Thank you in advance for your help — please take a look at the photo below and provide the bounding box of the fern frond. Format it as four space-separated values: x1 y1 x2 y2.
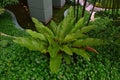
32 17 54 37
72 38 104 47
26 29 46 41
72 48 90 61
49 20 57 35
60 45 73 55
50 54 62 73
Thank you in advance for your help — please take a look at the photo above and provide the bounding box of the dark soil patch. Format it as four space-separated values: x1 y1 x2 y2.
6 0 70 30
6 0 35 30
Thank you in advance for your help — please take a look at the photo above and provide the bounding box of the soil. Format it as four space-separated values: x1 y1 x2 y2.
6 0 35 30
6 0 70 30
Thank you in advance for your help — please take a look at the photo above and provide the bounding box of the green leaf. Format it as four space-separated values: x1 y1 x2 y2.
74 33 88 39
13 37 34 50
59 19 75 40
49 20 57 35
48 42 60 57
72 48 90 61
63 54 71 64
13 37 46 52
63 33 88 43
31 39 46 52
50 54 62 73
58 7 75 41
72 38 104 47
0 8 5 15
80 25 97 33
56 21 63 40
63 34 77 43
32 17 54 37
26 29 46 41
60 45 73 55
115 39 120 44
70 17 85 33
0 40 9 47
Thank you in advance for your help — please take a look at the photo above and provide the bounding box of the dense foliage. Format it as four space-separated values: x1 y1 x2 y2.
88 0 120 19
94 0 120 8
0 0 18 7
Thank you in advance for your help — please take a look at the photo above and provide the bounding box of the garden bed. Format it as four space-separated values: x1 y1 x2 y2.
0 8 120 79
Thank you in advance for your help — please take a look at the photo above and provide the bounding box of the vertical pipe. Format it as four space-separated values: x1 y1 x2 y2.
73 0 76 25
86 0 96 25
73 0 76 17
82 0 87 17
76 0 79 22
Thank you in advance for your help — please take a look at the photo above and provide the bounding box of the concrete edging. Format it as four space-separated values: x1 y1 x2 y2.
5 9 24 30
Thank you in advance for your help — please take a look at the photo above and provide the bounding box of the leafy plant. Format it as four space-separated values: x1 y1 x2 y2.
3 6 104 73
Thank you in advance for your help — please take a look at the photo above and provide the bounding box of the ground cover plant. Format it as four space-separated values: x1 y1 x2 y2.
0 6 120 80
0 0 18 7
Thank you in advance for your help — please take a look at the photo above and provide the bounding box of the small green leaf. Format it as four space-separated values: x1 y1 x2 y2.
63 34 76 43
48 43 60 57
14 37 46 52
63 54 71 64
60 45 73 55
0 8 5 15
13 37 33 50
49 20 57 35
26 29 46 41
31 39 46 52
63 33 88 43
115 39 120 44
72 48 90 61
32 17 54 37
0 40 9 47
71 17 85 33
80 25 97 33
50 54 62 73
72 38 104 47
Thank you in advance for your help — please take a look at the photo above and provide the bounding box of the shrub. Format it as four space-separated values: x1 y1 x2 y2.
8 6 105 73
